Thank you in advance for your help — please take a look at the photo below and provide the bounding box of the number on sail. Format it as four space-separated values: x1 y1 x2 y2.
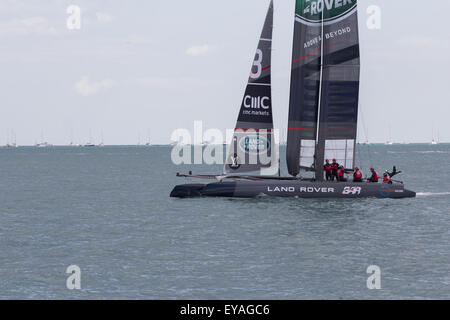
250 49 263 79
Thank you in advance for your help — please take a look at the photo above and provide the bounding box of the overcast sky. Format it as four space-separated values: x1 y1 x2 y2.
0 0 449 145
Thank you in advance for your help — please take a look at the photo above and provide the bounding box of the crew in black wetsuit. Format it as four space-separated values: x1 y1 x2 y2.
324 159 333 181
331 159 340 181
353 167 363 182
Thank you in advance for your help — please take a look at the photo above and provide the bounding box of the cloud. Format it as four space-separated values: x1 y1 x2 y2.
0 16 59 37
96 12 114 23
186 44 216 57
74 77 115 96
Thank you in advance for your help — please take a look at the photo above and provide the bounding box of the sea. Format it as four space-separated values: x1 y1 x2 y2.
0 144 449 299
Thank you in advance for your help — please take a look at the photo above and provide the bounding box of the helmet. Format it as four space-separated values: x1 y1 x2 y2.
370 166 374 170
325 159 329 162
332 158 336 161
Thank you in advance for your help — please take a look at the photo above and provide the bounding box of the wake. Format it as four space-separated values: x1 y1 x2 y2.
416 192 450 197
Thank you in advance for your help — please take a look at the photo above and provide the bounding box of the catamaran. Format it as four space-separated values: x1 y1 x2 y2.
170 0 415 199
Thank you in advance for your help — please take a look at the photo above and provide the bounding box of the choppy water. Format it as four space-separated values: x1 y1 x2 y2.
0 144 449 299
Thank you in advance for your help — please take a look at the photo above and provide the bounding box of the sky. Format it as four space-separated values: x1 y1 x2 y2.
0 0 449 145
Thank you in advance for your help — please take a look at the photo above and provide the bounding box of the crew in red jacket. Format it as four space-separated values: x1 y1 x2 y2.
337 165 347 182
383 172 391 184
367 167 379 183
323 159 333 181
353 167 363 182
331 158 340 181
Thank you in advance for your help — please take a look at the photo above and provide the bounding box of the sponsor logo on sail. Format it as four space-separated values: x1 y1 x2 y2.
244 96 270 110
239 135 270 155
296 0 357 24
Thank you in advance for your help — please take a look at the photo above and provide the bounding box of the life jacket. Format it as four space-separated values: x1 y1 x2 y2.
332 163 339 172
324 163 332 172
371 170 379 182
383 175 391 183
354 170 362 179
337 168 345 179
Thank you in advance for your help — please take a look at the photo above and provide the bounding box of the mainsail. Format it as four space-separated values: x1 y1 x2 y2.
287 0 360 180
224 0 278 175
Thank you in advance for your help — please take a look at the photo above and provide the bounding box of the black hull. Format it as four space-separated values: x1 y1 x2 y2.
170 180 416 199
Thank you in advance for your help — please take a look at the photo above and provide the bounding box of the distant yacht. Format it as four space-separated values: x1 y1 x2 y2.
36 142 52 147
6 130 18 147
431 127 439 145
145 130 151 146
385 124 394 145
36 131 52 147
85 130 96 147
98 132 104 147
69 130 82 147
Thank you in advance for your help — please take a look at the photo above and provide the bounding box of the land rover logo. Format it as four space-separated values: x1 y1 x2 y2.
239 135 270 154
296 0 357 23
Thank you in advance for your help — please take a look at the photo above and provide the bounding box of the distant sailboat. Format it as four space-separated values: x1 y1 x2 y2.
84 130 96 147
36 142 52 147
6 130 18 147
69 130 80 146
98 132 105 147
385 125 393 145
431 126 439 145
145 130 151 146
36 131 52 147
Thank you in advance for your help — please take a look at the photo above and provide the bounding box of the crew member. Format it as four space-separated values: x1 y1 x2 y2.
367 167 379 183
337 165 347 182
383 172 392 184
353 167 363 182
331 158 340 181
324 159 333 181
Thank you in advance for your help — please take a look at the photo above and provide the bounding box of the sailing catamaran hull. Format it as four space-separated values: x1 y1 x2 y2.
170 181 416 199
